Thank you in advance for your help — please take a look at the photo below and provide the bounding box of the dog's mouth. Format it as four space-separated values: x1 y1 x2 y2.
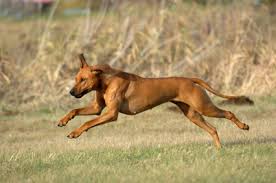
74 89 90 98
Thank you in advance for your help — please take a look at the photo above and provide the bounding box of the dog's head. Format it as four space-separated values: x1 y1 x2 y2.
69 54 103 98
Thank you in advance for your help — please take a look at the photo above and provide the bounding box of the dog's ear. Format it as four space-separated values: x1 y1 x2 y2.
91 65 108 75
79 53 88 68
91 69 103 75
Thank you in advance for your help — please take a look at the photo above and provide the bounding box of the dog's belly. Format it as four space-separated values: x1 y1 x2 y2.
119 98 169 115
119 78 179 115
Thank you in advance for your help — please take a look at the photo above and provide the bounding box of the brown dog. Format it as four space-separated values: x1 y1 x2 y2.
58 54 249 148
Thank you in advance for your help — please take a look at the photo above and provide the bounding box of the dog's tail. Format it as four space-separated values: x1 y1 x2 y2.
190 78 240 99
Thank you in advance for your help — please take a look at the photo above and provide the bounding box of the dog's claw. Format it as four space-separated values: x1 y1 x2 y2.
67 134 73 139
57 122 66 127
242 124 249 130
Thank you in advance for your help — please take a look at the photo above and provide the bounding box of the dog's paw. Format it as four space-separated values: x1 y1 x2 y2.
242 123 250 130
57 118 69 127
67 130 82 139
57 122 66 127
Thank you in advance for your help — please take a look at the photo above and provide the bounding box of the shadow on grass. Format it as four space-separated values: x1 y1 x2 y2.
224 137 276 147
143 127 197 134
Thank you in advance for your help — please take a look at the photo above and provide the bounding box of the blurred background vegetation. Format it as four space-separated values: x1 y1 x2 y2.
0 0 275 112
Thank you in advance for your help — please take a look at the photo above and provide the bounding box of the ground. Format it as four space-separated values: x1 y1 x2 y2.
0 96 275 183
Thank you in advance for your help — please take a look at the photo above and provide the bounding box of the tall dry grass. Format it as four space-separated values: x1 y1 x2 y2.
0 0 275 111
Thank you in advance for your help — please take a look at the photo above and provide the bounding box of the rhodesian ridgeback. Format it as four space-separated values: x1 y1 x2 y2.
58 53 249 148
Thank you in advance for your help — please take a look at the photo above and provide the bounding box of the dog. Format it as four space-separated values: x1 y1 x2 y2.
58 53 249 148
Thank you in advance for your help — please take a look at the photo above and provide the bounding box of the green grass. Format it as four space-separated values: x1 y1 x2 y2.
0 96 275 183
1 144 274 183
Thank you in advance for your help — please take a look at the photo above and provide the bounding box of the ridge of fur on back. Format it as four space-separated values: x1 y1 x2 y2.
91 64 120 75
92 64 142 81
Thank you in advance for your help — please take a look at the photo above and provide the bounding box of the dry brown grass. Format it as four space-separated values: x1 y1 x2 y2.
0 1 275 111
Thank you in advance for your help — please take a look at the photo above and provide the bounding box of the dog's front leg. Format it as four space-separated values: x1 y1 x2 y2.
67 108 118 138
67 82 125 138
58 91 105 127
58 105 104 127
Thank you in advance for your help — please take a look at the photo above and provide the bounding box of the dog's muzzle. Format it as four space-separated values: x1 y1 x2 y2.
69 89 81 98
69 89 76 96
70 88 89 98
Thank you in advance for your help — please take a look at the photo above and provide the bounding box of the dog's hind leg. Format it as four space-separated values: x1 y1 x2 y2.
199 104 249 130
180 85 249 131
172 102 222 148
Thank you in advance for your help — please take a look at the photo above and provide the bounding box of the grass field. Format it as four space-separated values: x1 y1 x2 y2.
0 96 275 183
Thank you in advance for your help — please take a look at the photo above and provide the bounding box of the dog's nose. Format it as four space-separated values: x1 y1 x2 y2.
69 89 75 96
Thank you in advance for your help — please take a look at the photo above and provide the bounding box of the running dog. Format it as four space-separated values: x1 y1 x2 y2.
58 54 249 148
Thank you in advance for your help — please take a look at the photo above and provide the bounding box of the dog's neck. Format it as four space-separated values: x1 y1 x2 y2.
96 69 141 93
97 74 113 93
